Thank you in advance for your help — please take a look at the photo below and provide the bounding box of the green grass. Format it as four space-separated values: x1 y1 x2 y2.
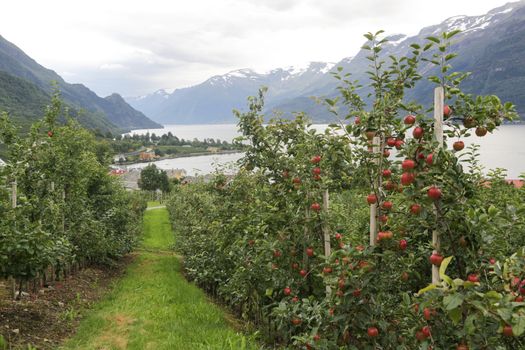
147 201 161 207
61 207 257 350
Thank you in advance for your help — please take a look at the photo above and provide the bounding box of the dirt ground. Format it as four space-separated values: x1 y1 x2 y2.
0 256 133 350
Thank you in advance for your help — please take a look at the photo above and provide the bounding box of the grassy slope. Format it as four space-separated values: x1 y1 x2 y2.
61 205 257 350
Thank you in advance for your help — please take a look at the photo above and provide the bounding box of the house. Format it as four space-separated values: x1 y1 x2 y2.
207 147 220 153
139 151 156 161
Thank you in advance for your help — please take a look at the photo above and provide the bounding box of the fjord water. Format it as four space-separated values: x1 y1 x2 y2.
127 124 525 178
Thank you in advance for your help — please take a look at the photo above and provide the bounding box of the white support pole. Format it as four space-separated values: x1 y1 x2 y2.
322 190 331 295
11 180 17 209
432 86 444 284
369 136 380 246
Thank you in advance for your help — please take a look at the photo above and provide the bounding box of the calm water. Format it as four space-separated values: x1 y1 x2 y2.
125 124 525 178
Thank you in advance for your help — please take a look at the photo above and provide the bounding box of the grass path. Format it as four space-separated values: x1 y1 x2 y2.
61 204 256 350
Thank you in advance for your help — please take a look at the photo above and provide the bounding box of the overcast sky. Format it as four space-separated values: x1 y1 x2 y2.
0 0 514 97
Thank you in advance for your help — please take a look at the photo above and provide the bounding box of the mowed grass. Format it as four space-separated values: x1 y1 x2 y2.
61 205 257 350
142 204 174 250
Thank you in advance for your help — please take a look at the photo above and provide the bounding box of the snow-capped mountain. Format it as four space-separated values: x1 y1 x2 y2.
127 1 525 124
126 62 336 124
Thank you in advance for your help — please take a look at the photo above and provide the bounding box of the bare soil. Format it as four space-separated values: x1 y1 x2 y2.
0 256 133 349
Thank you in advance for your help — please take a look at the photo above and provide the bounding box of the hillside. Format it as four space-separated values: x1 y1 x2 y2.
0 35 161 132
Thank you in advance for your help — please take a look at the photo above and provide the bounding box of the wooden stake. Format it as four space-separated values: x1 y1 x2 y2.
369 136 380 246
322 190 331 295
9 180 17 298
432 86 444 284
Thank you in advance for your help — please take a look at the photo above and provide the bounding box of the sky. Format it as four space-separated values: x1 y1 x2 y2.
0 0 515 97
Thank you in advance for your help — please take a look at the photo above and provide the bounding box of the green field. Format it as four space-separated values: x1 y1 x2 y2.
61 205 257 350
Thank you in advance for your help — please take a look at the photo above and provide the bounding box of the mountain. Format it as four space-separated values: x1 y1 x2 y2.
127 62 335 124
129 1 525 124
0 35 161 132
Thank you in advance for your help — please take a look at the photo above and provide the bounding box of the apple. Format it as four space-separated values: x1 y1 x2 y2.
292 177 301 184
453 141 465 151
384 181 396 191
475 127 487 137
399 239 407 250
313 334 320 342
429 253 444 266
379 215 388 224
467 274 479 283
282 170 289 178
410 204 422 215
387 137 396 147
284 287 292 295
418 152 425 160
381 201 393 210
292 296 299 302
299 269 307 277
335 233 342 240
355 117 361 125
313 174 321 181
273 249 282 258
401 271 409 281
291 317 302 325
365 130 376 140
395 139 404 149
427 186 442 200
382 169 392 178
323 266 332 274
422 326 431 338
401 172 415 186
413 127 424 139
291 262 299 270
416 331 426 341
353 289 361 297
306 247 314 257
456 344 469 350
402 159 416 170
367 327 379 337
311 202 321 212
311 155 321 164
458 236 468 247
404 114 416 125
503 324 513 337
423 308 432 321
463 117 477 128
516 296 524 302
443 105 452 118
489 258 496 265
367 194 377 205
426 153 433 166
47 131 53 137
312 167 321 175
383 149 391 158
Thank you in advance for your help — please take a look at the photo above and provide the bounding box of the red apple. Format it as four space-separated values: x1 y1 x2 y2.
503 324 513 337
422 326 431 338
402 159 416 170
475 127 487 137
284 287 292 295
311 155 321 164
367 327 379 337
312 167 321 175
335 233 342 240
410 204 422 215
367 194 377 205
426 153 433 166
383 149 391 158
323 266 332 274
306 247 314 257
382 169 392 178
413 127 424 139
273 249 282 258
381 201 393 210
404 114 416 125
467 274 479 283
429 253 444 266
291 317 302 325
292 177 301 184
401 172 415 186
299 269 307 277
395 139 404 149
47 131 53 137
384 181 396 191
423 308 432 321
399 239 407 250
311 202 321 212
427 186 442 200
453 141 465 151
387 137 396 147
443 105 452 118
355 117 361 125
282 170 289 178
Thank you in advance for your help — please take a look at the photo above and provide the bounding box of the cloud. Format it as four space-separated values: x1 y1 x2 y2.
0 0 512 96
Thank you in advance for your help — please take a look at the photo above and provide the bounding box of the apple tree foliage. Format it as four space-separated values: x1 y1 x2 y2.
166 30 524 349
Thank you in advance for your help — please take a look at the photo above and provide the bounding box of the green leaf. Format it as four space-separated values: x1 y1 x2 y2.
512 315 525 336
444 294 464 310
497 308 512 322
418 284 437 295
448 307 462 324
426 36 440 44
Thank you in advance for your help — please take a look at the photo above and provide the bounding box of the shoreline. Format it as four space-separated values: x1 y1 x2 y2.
114 149 244 167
